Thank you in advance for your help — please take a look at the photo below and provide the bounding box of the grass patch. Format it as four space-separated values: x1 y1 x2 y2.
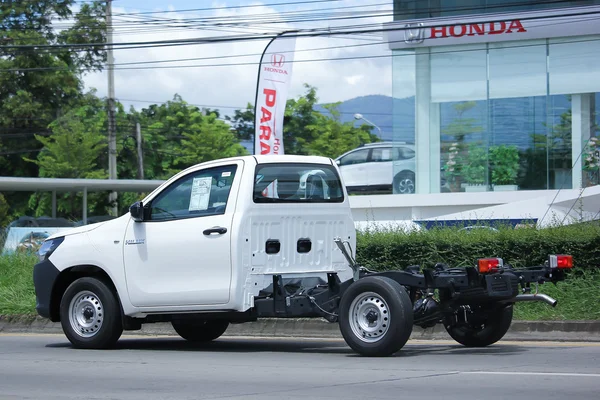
0 253 38 316
513 270 600 321
0 248 598 320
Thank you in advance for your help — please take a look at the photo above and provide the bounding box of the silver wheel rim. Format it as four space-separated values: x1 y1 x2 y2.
397 177 415 194
348 291 390 343
68 290 104 338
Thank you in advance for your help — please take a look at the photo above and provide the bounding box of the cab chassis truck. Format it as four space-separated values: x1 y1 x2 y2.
32 155 573 357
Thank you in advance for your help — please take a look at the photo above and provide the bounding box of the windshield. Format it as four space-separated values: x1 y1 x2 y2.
253 163 344 203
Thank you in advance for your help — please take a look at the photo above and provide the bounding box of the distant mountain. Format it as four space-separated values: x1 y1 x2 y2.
314 95 412 142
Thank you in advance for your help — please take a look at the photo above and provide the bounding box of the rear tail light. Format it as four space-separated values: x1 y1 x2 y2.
478 258 503 274
549 254 573 269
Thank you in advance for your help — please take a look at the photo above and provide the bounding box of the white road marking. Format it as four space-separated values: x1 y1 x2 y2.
461 371 600 378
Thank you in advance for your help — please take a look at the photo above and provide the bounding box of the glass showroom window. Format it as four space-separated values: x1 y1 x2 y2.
431 44 489 193
488 39 547 191
391 49 418 194
391 35 600 195
549 35 600 189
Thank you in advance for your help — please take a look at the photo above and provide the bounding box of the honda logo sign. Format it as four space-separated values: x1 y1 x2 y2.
271 53 285 67
404 23 424 44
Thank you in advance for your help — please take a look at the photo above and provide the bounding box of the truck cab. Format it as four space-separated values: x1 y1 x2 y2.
33 155 356 347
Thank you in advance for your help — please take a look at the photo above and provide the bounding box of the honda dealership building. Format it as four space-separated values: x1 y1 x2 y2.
351 0 600 228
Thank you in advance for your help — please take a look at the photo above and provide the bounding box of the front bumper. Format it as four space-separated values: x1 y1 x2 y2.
32 259 60 319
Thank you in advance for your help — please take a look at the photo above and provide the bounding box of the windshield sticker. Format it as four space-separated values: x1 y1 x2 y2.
189 176 212 211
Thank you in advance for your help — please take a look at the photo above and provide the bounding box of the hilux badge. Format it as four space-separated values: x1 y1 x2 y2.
125 239 145 245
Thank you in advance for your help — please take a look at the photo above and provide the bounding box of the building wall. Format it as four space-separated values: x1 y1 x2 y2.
388 4 600 196
393 0 600 20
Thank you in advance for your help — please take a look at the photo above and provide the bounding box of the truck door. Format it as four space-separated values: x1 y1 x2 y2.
122 161 243 308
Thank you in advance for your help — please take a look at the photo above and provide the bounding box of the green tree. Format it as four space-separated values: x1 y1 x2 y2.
225 102 254 141
174 112 248 173
304 102 377 159
134 95 247 177
23 97 109 219
0 0 107 217
283 83 320 155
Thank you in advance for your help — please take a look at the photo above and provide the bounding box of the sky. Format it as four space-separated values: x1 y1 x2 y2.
76 0 399 117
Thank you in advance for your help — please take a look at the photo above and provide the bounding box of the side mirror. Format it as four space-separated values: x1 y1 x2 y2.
130 201 144 222
335 159 341 166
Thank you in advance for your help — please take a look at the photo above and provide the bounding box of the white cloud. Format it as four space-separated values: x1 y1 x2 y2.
81 1 397 115
345 74 364 85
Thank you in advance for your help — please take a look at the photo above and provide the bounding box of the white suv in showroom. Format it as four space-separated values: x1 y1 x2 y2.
335 142 416 194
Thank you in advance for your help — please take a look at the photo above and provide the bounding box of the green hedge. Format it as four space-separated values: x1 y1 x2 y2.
356 222 600 272
2 223 600 320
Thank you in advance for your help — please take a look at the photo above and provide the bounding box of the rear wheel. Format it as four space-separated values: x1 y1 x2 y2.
444 304 513 347
338 276 413 357
171 319 229 342
59 277 123 349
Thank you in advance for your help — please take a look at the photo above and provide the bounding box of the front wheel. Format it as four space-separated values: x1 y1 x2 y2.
59 277 123 349
171 319 229 342
338 276 413 357
444 304 513 347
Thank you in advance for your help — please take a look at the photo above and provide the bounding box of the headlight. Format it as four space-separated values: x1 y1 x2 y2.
37 237 65 262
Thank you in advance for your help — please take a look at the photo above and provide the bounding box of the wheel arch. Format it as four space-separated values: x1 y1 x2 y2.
394 169 415 179
49 264 121 322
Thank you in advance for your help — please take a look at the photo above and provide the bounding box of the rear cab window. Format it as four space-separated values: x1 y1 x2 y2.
253 163 345 203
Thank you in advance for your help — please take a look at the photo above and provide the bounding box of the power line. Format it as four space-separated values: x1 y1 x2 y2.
4 8 600 50
6 10 599 70
14 0 581 40
3 34 599 73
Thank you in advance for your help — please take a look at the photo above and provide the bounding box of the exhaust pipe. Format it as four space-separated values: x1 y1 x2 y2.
510 293 558 307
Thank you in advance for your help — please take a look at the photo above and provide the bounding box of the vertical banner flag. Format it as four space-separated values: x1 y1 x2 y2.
254 33 296 198
254 33 296 156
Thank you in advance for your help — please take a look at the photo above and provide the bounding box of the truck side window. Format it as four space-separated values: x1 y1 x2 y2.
253 163 344 203
149 165 237 221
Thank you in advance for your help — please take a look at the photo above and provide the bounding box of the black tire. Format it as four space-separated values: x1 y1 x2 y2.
445 304 514 347
59 277 123 349
394 172 415 194
171 319 229 342
338 276 413 357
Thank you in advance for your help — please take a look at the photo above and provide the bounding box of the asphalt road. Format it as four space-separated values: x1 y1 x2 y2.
1 334 599 400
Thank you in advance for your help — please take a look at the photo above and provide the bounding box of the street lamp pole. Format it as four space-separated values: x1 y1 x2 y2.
354 113 382 139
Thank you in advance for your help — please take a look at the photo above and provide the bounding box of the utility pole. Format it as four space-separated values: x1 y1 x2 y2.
135 122 144 180
106 0 118 216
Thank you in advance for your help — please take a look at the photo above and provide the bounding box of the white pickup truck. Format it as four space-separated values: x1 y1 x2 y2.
33 154 573 357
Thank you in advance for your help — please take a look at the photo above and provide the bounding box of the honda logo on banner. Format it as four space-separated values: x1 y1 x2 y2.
271 53 285 67
254 33 297 198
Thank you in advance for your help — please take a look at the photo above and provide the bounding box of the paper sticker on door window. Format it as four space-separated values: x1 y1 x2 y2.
189 176 212 211
222 171 231 177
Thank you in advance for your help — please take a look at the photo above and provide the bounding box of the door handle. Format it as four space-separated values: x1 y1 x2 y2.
203 226 227 235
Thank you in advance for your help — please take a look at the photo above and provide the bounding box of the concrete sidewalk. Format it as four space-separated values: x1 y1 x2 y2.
1 315 599 342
